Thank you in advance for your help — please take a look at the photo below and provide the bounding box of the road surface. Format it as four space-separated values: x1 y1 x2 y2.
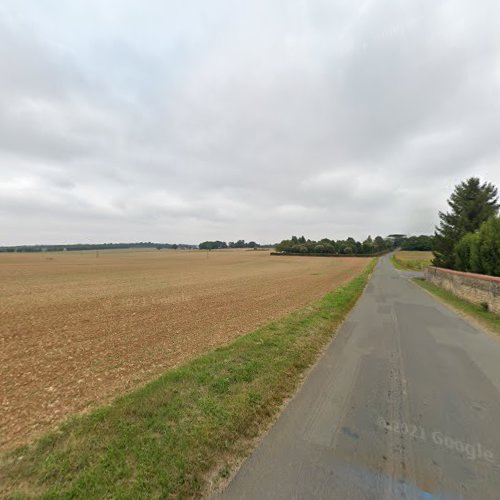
219 255 500 499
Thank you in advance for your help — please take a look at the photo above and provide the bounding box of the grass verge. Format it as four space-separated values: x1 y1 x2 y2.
1 260 376 498
412 278 500 336
391 253 432 271
390 255 409 271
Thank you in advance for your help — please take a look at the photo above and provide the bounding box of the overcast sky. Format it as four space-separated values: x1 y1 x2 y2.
1 0 499 245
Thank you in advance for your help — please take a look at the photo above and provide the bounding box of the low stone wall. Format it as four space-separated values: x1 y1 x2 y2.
425 266 500 314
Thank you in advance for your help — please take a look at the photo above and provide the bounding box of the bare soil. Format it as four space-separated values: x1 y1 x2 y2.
0 249 369 451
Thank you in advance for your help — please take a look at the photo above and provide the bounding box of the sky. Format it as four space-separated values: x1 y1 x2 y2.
1 0 499 245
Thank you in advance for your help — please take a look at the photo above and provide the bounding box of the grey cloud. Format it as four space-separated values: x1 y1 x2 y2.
0 0 499 245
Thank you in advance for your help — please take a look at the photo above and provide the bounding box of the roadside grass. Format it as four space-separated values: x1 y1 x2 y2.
412 278 500 336
390 255 408 271
0 260 376 498
391 251 433 271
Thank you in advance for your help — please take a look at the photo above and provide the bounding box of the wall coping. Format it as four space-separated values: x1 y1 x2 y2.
427 266 500 283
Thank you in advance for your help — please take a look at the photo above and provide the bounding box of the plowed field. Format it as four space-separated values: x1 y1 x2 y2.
0 250 370 450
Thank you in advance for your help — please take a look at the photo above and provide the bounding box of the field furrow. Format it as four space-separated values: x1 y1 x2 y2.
0 249 369 451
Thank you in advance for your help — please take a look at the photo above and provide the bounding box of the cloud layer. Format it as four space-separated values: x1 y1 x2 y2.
1 0 499 244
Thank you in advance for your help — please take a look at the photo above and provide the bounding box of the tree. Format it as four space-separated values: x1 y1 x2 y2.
475 216 500 276
433 177 499 268
454 233 479 272
387 234 407 248
199 240 227 250
374 236 386 252
362 236 374 254
275 235 389 256
454 216 500 276
401 235 433 251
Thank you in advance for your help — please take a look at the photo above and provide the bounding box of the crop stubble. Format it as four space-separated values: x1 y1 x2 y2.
0 250 369 450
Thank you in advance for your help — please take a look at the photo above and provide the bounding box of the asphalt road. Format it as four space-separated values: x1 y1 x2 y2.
219 255 500 500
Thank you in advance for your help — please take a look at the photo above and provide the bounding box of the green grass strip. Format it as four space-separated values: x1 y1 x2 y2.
1 259 376 499
412 278 500 336
390 255 409 271
390 255 430 271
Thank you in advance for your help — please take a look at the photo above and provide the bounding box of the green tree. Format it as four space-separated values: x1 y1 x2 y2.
475 216 500 276
433 177 499 268
374 236 386 252
362 236 373 254
387 234 407 248
454 233 479 272
401 235 433 251
199 240 227 250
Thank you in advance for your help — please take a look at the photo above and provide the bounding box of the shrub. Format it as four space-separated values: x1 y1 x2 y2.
454 216 500 276
454 233 479 272
476 216 500 276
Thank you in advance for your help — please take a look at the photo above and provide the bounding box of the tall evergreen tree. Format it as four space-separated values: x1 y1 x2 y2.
433 177 499 268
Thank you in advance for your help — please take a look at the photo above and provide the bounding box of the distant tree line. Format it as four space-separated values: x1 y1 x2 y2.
275 235 392 255
433 177 500 276
400 235 434 251
198 240 262 250
386 234 407 248
0 242 197 253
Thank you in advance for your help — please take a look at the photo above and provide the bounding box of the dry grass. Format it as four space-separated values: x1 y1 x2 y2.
0 249 369 451
393 250 433 270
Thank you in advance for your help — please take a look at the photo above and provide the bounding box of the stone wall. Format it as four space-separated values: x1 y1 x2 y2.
425 266 500 314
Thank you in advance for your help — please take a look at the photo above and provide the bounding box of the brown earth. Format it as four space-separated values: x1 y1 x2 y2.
0 249 370 451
